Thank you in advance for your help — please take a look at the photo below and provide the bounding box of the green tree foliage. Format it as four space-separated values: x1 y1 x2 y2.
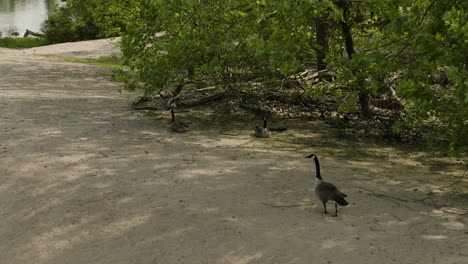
330 0 467 152
121 1 333 91
43 0 466 152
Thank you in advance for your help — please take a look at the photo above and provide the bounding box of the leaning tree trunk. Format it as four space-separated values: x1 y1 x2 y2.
358 91 370 117
315 0 329 71
316 19 329 71
336 0 371 117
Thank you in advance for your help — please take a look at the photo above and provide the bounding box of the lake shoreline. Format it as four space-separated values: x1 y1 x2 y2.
0 0 63 36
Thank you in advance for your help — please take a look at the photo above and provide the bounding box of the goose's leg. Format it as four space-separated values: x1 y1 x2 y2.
334 203 338 217
322 202 327 214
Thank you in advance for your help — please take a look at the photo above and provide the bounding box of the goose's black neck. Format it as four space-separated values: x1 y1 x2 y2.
263 118 267 129
313 156 322 180
171 108 175 122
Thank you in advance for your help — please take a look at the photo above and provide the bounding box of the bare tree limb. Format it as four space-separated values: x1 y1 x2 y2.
23 29 45 38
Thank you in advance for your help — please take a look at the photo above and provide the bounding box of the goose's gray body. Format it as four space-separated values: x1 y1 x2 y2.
254 118 271 138
307 154 348 216
315 179 348 207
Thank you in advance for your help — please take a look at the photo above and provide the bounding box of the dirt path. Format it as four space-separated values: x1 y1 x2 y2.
0 41 467 264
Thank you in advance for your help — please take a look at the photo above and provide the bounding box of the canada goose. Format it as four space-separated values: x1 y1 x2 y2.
254 117 271 138
169 108 188 133
306 154 348 217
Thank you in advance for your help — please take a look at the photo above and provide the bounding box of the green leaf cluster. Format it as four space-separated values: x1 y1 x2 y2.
363 0 467 152
121 0 333 91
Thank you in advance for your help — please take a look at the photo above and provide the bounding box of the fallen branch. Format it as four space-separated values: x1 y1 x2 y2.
23 29 45 38
239 103 271 117
178 90 227 107
192 86 218 92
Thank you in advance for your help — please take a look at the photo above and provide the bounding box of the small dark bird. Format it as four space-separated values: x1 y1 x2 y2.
254 117 271 138
306 154 348 217
169 108 188 133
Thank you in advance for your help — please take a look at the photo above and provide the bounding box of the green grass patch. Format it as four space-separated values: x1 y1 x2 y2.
38 54 128 69
59 56 127 69
0 37 50 48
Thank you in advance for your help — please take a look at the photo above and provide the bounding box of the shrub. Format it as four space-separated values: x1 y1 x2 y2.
41 0 132 44
41 5 100 44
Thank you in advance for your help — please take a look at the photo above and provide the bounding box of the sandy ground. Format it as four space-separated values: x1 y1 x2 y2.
0 40 467 264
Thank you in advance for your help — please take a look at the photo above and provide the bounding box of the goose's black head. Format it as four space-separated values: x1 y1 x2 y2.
305 153 322 180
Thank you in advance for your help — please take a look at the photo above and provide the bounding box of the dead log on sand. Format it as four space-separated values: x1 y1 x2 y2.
23 29 45 38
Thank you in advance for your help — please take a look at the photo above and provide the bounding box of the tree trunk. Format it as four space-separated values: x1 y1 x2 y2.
336 1 371 117
316 0 329 71
340 19 355 60
336 1 355 59
316 19 329 71
359 91 371 117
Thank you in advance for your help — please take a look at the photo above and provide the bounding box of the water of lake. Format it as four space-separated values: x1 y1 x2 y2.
0 0 63 36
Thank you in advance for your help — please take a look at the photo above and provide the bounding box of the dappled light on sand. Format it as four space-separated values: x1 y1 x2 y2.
28 214 151 260
0 44 467 264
